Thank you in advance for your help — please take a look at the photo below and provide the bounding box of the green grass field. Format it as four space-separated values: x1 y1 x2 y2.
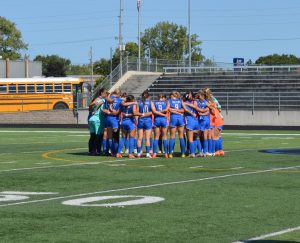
0 128 299 243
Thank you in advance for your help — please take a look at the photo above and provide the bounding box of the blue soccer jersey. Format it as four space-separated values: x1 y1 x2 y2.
154 100 167 117
169 98 184 127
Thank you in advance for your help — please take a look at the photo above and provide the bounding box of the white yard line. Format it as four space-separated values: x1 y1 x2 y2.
189 166 204 169
0 130 88 134
223 133 300 136
0 161 16 164
143 165 165 168
0 158 148 174
35 162 52 165
232 225 300 243
0 164 299 207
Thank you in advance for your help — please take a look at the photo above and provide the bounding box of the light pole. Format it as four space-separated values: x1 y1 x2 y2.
138 0 141 71
188 0 192 73
119 0 123 77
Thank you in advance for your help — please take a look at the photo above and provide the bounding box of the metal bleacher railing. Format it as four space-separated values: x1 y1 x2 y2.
93 57 224 94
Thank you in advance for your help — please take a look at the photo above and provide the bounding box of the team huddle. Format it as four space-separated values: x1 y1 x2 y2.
88 88 224 159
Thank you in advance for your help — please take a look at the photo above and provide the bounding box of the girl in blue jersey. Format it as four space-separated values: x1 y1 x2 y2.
187 90 211 156
168 91 186 158
151 94 169 159
117 95 137 159
136 90 153 158
102 89 123 156
182 91 199 158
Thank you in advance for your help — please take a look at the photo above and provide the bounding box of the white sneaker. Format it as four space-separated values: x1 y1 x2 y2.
125 149 129 154
134 149 137 155
189 154 196 158
146 153 152 158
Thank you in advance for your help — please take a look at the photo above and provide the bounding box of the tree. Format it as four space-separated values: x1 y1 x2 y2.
34 55 71 77
0 16 28 60
68 64 90 75
141 21 204 61
255 54 300 65
93 58 110 76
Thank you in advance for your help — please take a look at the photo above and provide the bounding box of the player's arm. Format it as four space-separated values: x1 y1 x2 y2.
182 102 196 118
151 102 166 117
121 101 138 107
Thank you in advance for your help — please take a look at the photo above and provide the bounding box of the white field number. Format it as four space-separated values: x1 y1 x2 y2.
62 195 165 207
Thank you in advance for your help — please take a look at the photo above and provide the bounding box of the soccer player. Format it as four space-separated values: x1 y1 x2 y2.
117 95 137 158
182 91 199 158
102 89 123 157
88 88 106 155
136 90 153 158
168 91 186 158
151 94 169 159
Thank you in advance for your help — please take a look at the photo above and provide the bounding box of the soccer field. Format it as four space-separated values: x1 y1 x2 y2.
0 128 299 243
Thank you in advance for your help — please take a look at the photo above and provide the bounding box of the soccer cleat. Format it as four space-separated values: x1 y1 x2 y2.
181 154 186 158
169 153 173 158
128 154 135 159
152 153 157 159
219 150 225 156
215 151 220 156
125 149 129 154
164 153 169 159
137 153 141 158
134 149 138 155
158 150 162 154
146 153 152 158
116 153 122 158
189 154 196 158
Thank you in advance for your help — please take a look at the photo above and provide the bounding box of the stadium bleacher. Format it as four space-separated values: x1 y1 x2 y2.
147 68 300 111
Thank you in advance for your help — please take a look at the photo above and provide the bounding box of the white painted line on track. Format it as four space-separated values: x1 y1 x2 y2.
232 225 300 243
0 164 299 207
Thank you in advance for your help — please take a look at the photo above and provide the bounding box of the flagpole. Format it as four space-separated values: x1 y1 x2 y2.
138 0 141 71
188 0 191 73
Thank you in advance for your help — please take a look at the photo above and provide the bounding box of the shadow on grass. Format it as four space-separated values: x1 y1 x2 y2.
237 240 298 243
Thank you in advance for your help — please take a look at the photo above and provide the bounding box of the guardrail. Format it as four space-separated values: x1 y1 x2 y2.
163 65 300 73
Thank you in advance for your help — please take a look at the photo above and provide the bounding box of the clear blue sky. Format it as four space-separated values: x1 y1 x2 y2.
2 0 300 64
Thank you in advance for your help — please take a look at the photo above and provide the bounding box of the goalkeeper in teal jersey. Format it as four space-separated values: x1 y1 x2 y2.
88 88 107 155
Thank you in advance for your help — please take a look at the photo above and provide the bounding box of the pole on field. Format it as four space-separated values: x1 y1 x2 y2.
188 0 192 73
89 46 94 92
119 0 123 77
110 47 113 87
137 0 141 71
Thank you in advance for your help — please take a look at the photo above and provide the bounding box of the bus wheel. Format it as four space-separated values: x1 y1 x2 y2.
53 102 69 110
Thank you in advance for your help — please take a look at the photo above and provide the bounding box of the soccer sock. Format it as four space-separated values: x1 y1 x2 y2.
163 139 168 154
137 144 142 154
219 137 223 150
129 137 135 154
118 136 125 154
196 139 202 153
208 139 212 154
212 140 216 153
189 142 195 155
158 139 163 152
179 138 186 154
89 133 96 153
169 138 176 154
153 139 159 154
203 139 208 154
146 146 151 154
186 140 190 153
125 138 129 151
193 140 197 153
134 138 137 149
96 135 102 154
102 138 107 153
108 139 113 154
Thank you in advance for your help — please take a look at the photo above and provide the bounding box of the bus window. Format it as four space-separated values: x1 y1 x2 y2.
36 84 44 93
45 84 53 93
55 84 62 93
9 84 17 93
63 84 71 93
27 84 35 93
0 85 7 93
18 84 26 93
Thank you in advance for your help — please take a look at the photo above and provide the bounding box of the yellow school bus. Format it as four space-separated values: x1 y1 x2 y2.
0 77 84 112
